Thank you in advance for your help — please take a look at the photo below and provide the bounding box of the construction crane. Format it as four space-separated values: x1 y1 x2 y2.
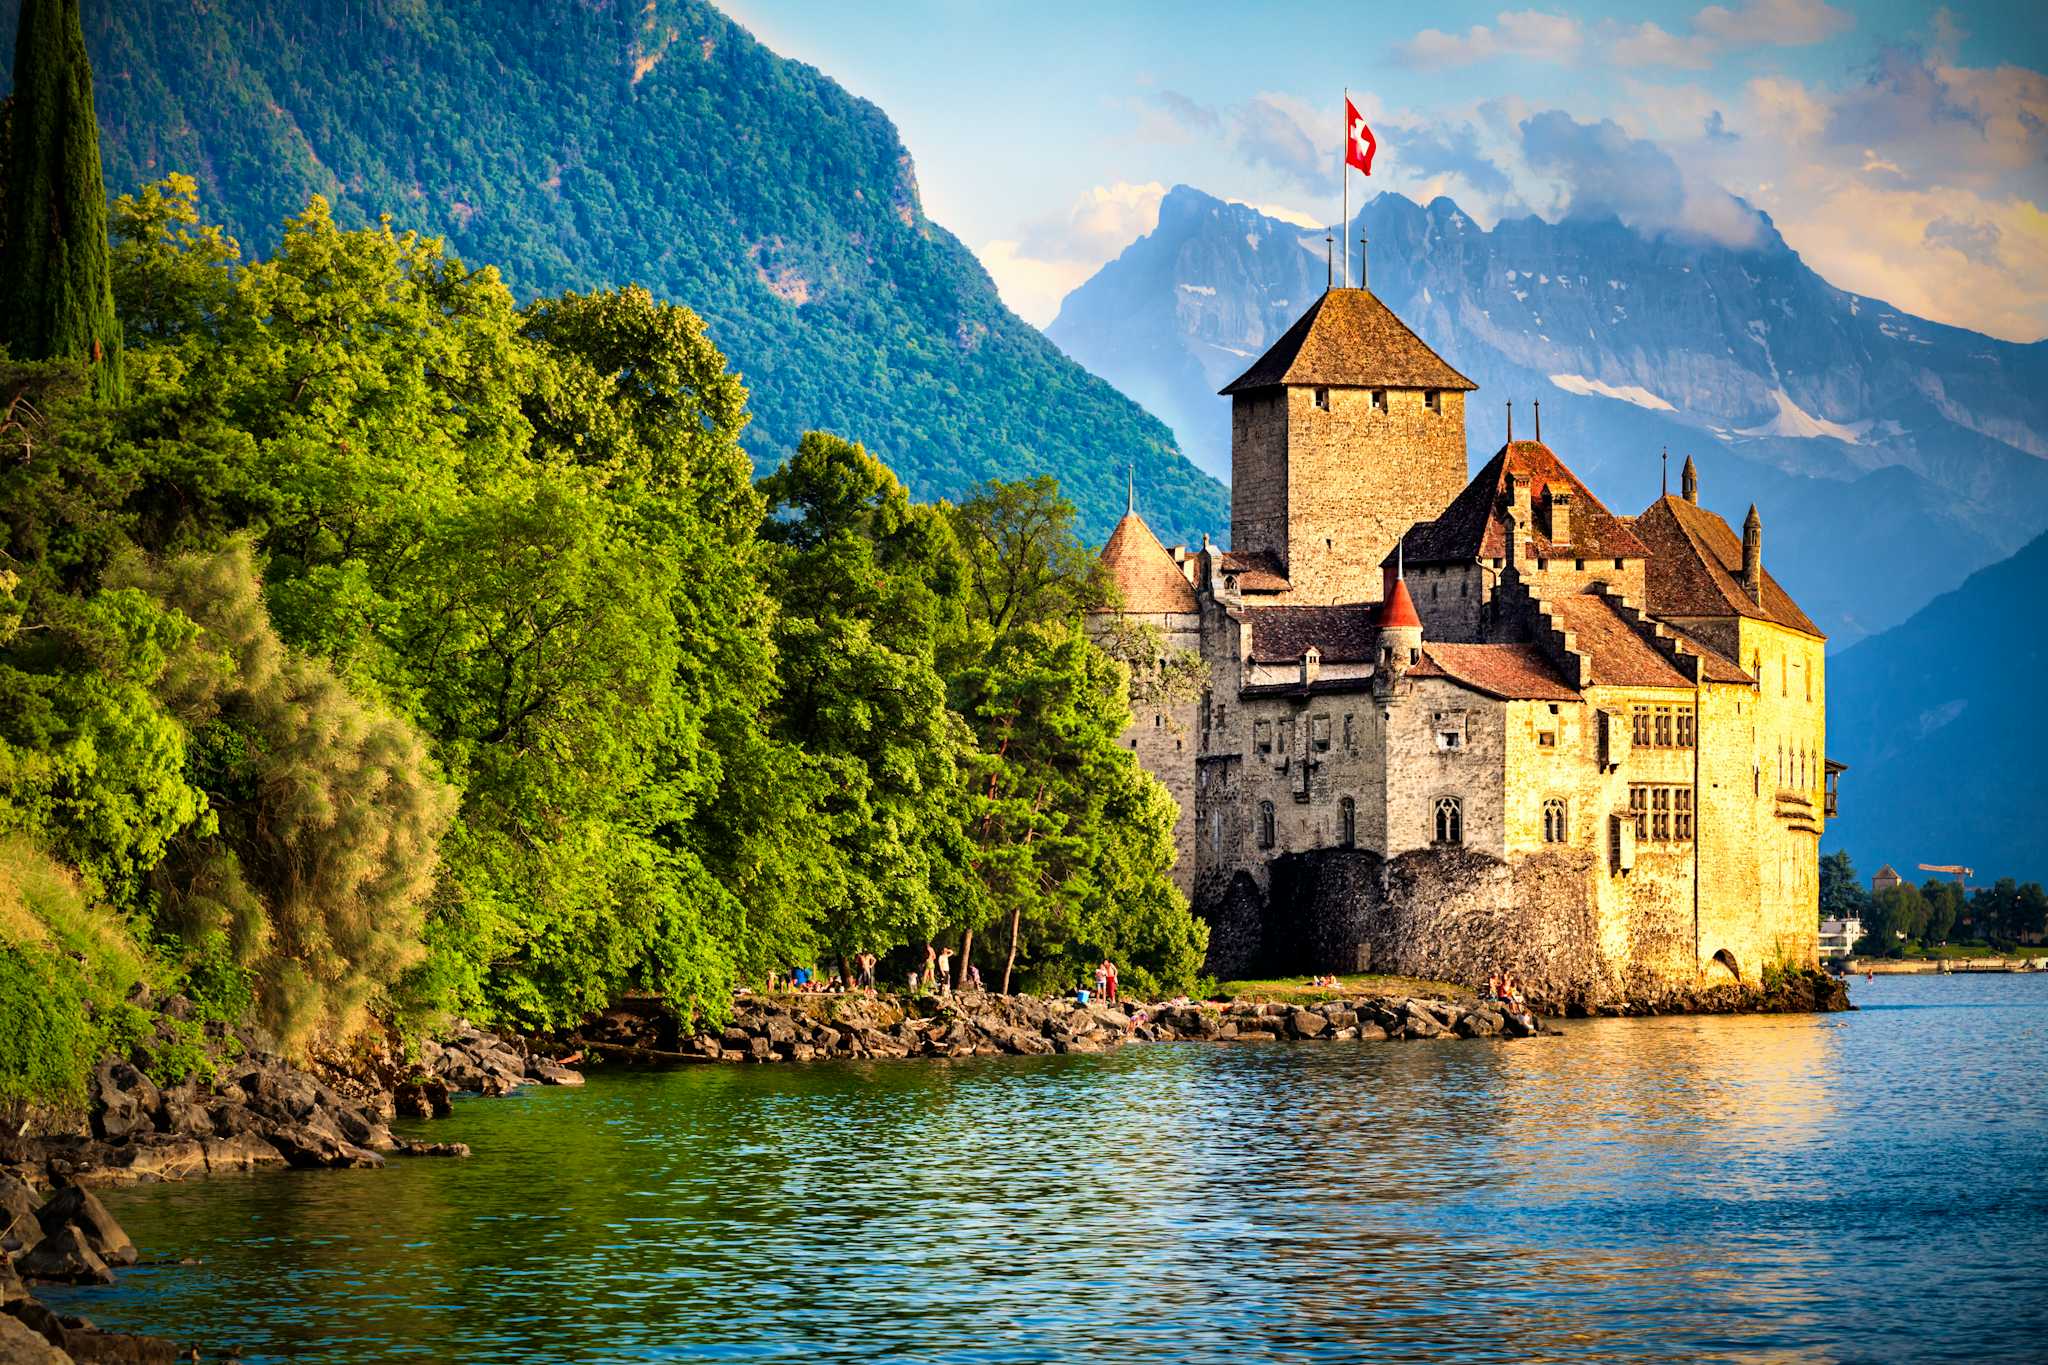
1918 863 1975 895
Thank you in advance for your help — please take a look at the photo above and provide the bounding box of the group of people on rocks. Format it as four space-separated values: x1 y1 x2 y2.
1087 959 1119 1003
772 946 988 998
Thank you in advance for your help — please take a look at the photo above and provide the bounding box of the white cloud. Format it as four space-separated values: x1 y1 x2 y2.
1397 10 1583 70
977 240 1100 329
983 181 1169 326
1609 0 1852 67
1612 22 1716 70
1694 0 1851 46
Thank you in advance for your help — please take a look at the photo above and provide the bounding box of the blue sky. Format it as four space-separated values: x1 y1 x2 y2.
717 1 2048 339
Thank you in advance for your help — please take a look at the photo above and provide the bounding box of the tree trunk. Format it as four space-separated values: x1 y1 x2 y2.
959 929 973 988
1001 907 1021 995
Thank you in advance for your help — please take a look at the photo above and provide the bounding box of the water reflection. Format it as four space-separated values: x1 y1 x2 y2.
40 975 2048 1363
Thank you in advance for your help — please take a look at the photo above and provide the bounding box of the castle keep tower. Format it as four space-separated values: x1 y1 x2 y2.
1219 288 1476 606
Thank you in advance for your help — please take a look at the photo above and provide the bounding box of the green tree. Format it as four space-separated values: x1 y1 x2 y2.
0 0 123 395
1860 883 1930 955
1819 849 1868 922
758 432 975 969
122 538 458 1050
1920 878 1963 946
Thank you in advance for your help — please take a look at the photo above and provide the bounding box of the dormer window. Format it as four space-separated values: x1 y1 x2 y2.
1313 387 1330 411
1370 389 1388 412
1424 389 1441 413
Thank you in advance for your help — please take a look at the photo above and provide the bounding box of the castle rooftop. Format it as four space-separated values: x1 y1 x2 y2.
1394 440 1650 567
1633 493 1823 638
1409 643 1580 701
1219 287 1477 395
1097 508 1197 613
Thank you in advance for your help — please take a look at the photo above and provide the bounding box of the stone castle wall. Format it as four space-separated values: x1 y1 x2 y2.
1230 386 1467 606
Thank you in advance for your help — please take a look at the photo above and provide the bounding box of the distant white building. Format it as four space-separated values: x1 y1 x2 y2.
1818 917 1863 958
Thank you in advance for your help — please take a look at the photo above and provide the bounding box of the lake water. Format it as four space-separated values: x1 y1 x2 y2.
40 974 2048 1362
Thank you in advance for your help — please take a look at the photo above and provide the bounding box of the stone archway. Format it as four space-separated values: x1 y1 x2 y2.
1709 948 1741 982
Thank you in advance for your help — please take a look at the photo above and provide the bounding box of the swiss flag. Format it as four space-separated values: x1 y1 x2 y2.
1346 97 1376 175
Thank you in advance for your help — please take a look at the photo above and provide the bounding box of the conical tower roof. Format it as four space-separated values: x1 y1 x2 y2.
1220 288 1477 395
1099 509 1197 613
1380 575 1422 630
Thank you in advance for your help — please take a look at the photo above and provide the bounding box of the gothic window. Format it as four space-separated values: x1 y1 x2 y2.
1258 801 1276 849
1339 797 1356 848
1543 799 1568 843
1370 388 1388 412
1424 389 1442 413
1433 796 1463 846
1311 715 1331 752
1314 387 1330 411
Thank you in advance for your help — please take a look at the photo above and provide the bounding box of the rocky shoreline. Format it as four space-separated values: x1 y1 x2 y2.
570 985 1552 1066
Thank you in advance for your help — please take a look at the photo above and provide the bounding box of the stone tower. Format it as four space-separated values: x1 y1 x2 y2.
1219 288 1476 606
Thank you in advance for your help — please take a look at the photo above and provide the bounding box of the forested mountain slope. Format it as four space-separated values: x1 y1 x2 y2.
1826 530 2048 883
3 0 1226 546
1050 186 2048 644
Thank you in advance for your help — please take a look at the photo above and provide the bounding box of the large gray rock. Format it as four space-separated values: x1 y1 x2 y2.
89 1061 160 1144
16 1227 111 1286
0 1312 72 1365
0 1179 39 1254
1288 1009 1329 1039
33 1189 134 1268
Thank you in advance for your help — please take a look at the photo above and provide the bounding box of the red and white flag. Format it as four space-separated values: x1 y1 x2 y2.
1346 97 1376 175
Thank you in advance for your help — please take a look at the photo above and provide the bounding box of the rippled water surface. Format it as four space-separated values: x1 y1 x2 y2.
40 973 2048 1362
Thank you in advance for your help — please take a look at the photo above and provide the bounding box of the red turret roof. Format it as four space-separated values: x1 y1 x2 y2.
1097 510 1197 613
1380 576 1422 629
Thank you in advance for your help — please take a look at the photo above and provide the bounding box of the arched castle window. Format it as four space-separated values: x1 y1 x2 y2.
1258 801 1276 849
1433 796 1463 846
1339 797 1356 849
1543 799 1568 844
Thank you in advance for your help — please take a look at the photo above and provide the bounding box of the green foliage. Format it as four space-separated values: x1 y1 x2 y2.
0 835 152 1111
1818 849 1868 922
13 0 1228 548
0 0 123 395
0 162 1212 1112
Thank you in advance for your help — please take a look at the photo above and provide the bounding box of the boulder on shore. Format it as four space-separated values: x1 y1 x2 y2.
14 1227 111 1287
32 1189 133 1268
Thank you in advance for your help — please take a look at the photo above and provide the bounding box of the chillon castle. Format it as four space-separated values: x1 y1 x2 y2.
1089 287 1837 1002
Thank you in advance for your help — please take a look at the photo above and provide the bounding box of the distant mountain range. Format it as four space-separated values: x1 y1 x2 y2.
1826 529 2048 883
1048 186 2048 645
8 0 1227 547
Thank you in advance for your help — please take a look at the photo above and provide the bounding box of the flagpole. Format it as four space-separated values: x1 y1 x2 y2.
1341 88 1350 290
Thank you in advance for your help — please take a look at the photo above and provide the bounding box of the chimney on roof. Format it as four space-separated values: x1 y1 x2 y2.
1742 503 1764 606
1682 454 1699 505
1546 485 1572 545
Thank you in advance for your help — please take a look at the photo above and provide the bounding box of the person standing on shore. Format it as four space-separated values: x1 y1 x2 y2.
1094 961 1109 1000
935 946 954 994
857 953 876 993
1104 960 1119 1004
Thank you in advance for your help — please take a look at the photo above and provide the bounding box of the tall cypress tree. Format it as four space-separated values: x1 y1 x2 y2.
0 0 122 395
